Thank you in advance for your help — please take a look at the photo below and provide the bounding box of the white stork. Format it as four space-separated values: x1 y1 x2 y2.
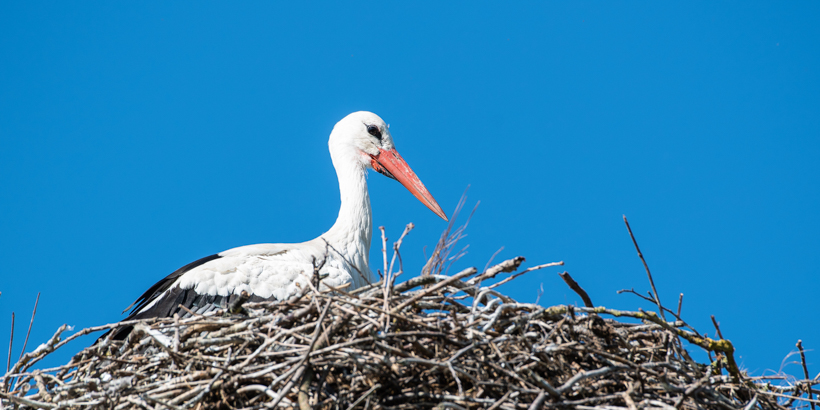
107 111 447 339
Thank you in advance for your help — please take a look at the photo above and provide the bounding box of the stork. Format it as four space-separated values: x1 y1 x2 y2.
106 111 447 340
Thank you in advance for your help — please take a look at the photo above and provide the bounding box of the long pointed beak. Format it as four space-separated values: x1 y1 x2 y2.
370 148 448 221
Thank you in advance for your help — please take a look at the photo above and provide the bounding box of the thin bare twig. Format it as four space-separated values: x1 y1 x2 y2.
380 226 390 332
798 340 815 410
677 293 683 317
19 293 40 362
379 226 388 281
6 312 13 387
558 271 594 308
623 215 666 321
388 222 414 286
711 315 724 340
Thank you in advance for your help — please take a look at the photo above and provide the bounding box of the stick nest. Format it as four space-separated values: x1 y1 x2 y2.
2 253 814 410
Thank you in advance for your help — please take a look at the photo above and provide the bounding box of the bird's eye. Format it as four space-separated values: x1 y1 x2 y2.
366 124 382 139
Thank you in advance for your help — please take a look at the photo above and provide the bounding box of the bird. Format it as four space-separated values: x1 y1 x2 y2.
104 111 447 340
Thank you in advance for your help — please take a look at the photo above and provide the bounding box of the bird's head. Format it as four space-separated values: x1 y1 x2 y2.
329 111 448 221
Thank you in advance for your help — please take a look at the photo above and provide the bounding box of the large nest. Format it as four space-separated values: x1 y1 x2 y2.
1 222 817 409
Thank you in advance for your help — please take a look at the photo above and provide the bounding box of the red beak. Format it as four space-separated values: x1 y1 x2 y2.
370 148 448 221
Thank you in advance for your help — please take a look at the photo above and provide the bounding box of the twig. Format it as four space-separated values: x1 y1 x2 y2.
756 390 820 405
528 391 546 410
486 391 512 410
236 385 294 406
710 315 724 340
298 365 313 410
677 293 683 317
19 293 40 362
379 226 388 281
6 313 13 376
522 368 562 399
557 366 629 393
311 253 328 293
616 288 681 321
381 226 390 332
742 395 758 410
391 267 478 313
558 271 593 307
388 222 414 286
0 391 56 409
142 393 184 410
467 257 525 286
423 187 474 277
674 361 714 408
623 215 666 321
798 339 815 410
346 383 381 410
485 261 563 291
482 247 504 275
622 383 637 410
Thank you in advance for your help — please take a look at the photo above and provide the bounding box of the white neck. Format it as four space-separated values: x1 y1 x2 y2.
321 147 373 287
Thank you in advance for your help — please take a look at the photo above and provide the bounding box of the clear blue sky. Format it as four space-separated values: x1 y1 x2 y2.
1 3 818 376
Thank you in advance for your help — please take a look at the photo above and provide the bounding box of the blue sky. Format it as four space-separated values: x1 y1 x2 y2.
1 3 818 376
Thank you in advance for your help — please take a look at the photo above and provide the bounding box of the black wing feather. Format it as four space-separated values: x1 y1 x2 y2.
122 253 223 316
101 253 222 341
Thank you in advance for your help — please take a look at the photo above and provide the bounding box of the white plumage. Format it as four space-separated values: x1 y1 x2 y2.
107 112 447 339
